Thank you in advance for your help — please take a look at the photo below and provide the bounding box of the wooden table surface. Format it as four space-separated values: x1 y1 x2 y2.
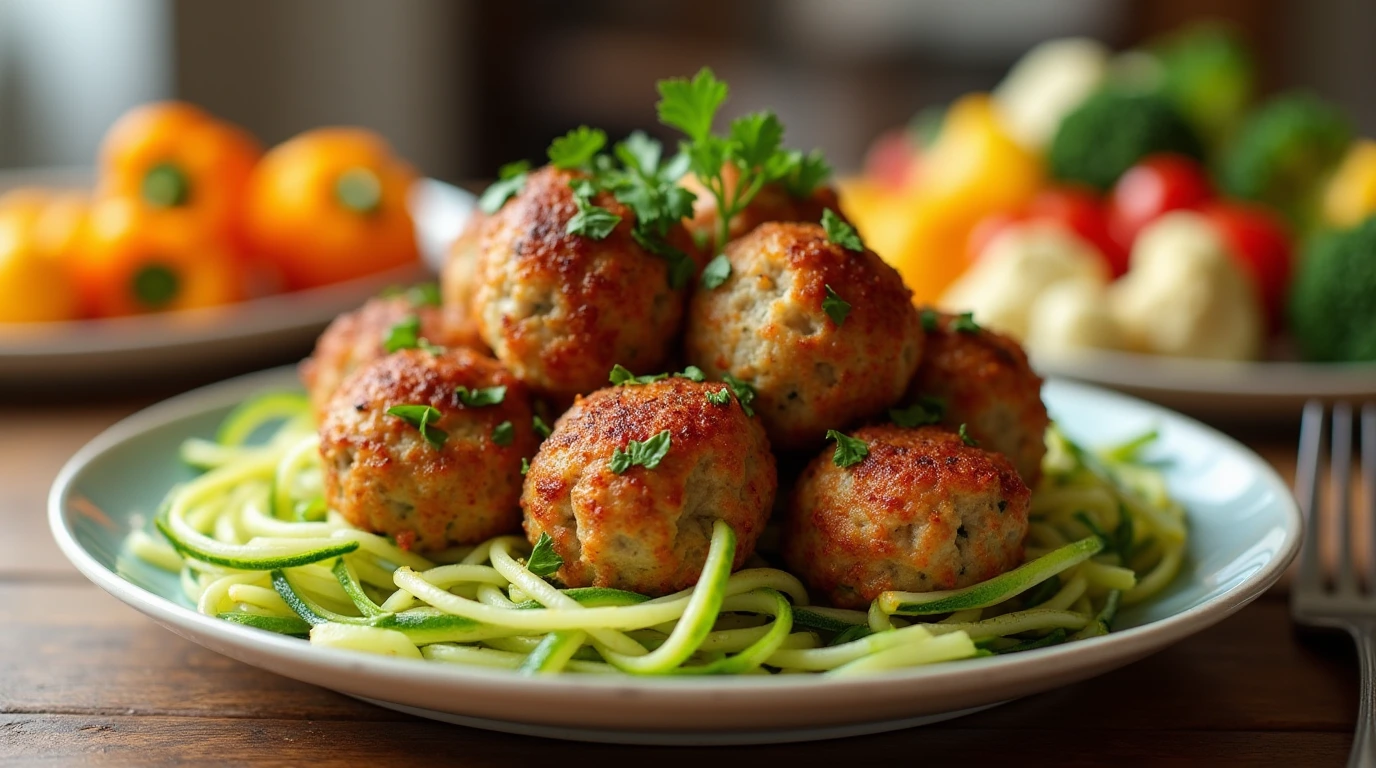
0 395 1356 767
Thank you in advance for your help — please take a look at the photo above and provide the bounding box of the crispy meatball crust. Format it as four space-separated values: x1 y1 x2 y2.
521 378 776 596
685 221 924 451
301 296 478 418
473 166 698 403
683 165 846 245
438 210 487 353
905 310 1049 484
784 425 1031 610
319 348 537 551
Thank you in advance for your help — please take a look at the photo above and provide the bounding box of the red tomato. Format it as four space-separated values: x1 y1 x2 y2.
1200 201 1292 333
863 128 920 189
1108 153 1214 253
966 186 1126 276
1027 186 1127 277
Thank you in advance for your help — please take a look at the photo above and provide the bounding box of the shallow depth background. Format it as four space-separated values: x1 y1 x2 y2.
1 0 1372 180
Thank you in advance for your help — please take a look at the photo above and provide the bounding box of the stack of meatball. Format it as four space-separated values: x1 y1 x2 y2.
305 165 1049 609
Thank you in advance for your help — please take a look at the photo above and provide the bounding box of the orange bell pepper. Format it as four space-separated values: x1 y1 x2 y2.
245 128 419 290
844 94 1044 305
97 101 260 255
72 197 243 317
0 191 81 323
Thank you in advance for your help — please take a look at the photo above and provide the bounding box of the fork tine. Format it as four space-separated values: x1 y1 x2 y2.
1364 404 1376 589
1297 400 1326 592
1333 402 1357 593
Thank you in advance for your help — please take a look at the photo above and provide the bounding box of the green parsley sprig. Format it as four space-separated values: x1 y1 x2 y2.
655 68 831 256
822 284 850 326
384 315 442 354
478 160 531 214
455 385 506 408
387 404 446 448
526 532 563 577
826 430 869 468
609 430 672 474
821 209 863 252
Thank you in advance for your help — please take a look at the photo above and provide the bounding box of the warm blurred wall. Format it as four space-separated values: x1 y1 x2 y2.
174 0 473 182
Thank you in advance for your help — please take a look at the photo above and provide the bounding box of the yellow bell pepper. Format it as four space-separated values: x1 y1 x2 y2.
0 194 81 323
1324 139 1376 229
843 94 1043 305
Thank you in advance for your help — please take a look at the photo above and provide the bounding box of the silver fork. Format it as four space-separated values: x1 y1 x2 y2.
1291 401 1376 768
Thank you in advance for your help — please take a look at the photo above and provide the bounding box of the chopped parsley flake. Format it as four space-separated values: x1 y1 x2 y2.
387 404 446 448
676 365 705 382
526 532 563 577
532 415 551 439
921 308 939 332
700 253 732 289
455 385 506 408
492 420 515 446
609 364 668 386
609 430 672 474
890 396 946 427
826 430 868 468
822 284 851 326
821 209 863 252
953 312 981 334
547 126 607 170
521 457 530 476
478 160 530 214
721 373 756 417
706 388 732 406
959 423 979 447
383 315 442 354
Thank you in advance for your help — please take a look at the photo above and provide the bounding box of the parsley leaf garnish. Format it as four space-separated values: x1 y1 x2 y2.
920 308 940 332
526 532 563 577
387 404 447 448
676 365 705 382
609 364 668 386
407 282 442 307
478 160 530 214
609 430 672 474
455 385 506 407
656 68 831 255
548 126 607 170
822 209 863 252
566 181 621 240
953 312 981 334
782 149 832 198
521 457 530 476
958 423 979 447
532 415 551 439
721 373 756 417
826 430 868 468
384 315 442 354
890 396 946 427
700 253 732 289
706 388 731 406
492 420 515 446
822 284 851 326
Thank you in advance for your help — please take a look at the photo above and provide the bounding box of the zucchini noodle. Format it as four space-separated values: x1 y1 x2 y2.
122 392 1188 676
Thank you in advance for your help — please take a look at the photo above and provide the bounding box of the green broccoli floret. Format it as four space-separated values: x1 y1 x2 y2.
1222 92 1351 227
1289 216 1376 362
1049 90 1204 191
1150 22 1256 148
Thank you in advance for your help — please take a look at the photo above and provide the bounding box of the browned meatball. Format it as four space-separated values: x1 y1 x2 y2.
684 222 924 451
319 348 537 551
682 164 845 247
438 209 487 353
784 425 1031 610
301 295 476 418
904 310 1049 485
473 166 699 403
521 378 776 596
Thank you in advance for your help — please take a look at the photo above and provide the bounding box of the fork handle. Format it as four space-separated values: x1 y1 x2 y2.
1350 623 1376 768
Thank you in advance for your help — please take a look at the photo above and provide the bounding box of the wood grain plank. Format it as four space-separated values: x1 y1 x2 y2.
0 714 1351 767
0 584 1359 734
0 405 141 579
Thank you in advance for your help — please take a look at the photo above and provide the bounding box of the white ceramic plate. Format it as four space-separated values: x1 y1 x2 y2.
48 367 1301 745
0 168 474 385
1034 349 1376 423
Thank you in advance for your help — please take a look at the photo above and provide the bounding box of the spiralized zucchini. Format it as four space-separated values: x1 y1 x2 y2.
123 392 1187 676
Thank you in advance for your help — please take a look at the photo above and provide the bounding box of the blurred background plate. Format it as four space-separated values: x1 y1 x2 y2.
0 169 473 390
1034 349 1376 423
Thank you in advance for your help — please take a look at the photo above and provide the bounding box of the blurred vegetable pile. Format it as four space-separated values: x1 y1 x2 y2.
0 102 420 324
843 22 1376 364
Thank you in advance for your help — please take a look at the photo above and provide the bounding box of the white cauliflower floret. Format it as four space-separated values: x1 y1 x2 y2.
1108 211 1263 360
994 37 1111 150
1026 280 1125 357
940 221 1108 340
